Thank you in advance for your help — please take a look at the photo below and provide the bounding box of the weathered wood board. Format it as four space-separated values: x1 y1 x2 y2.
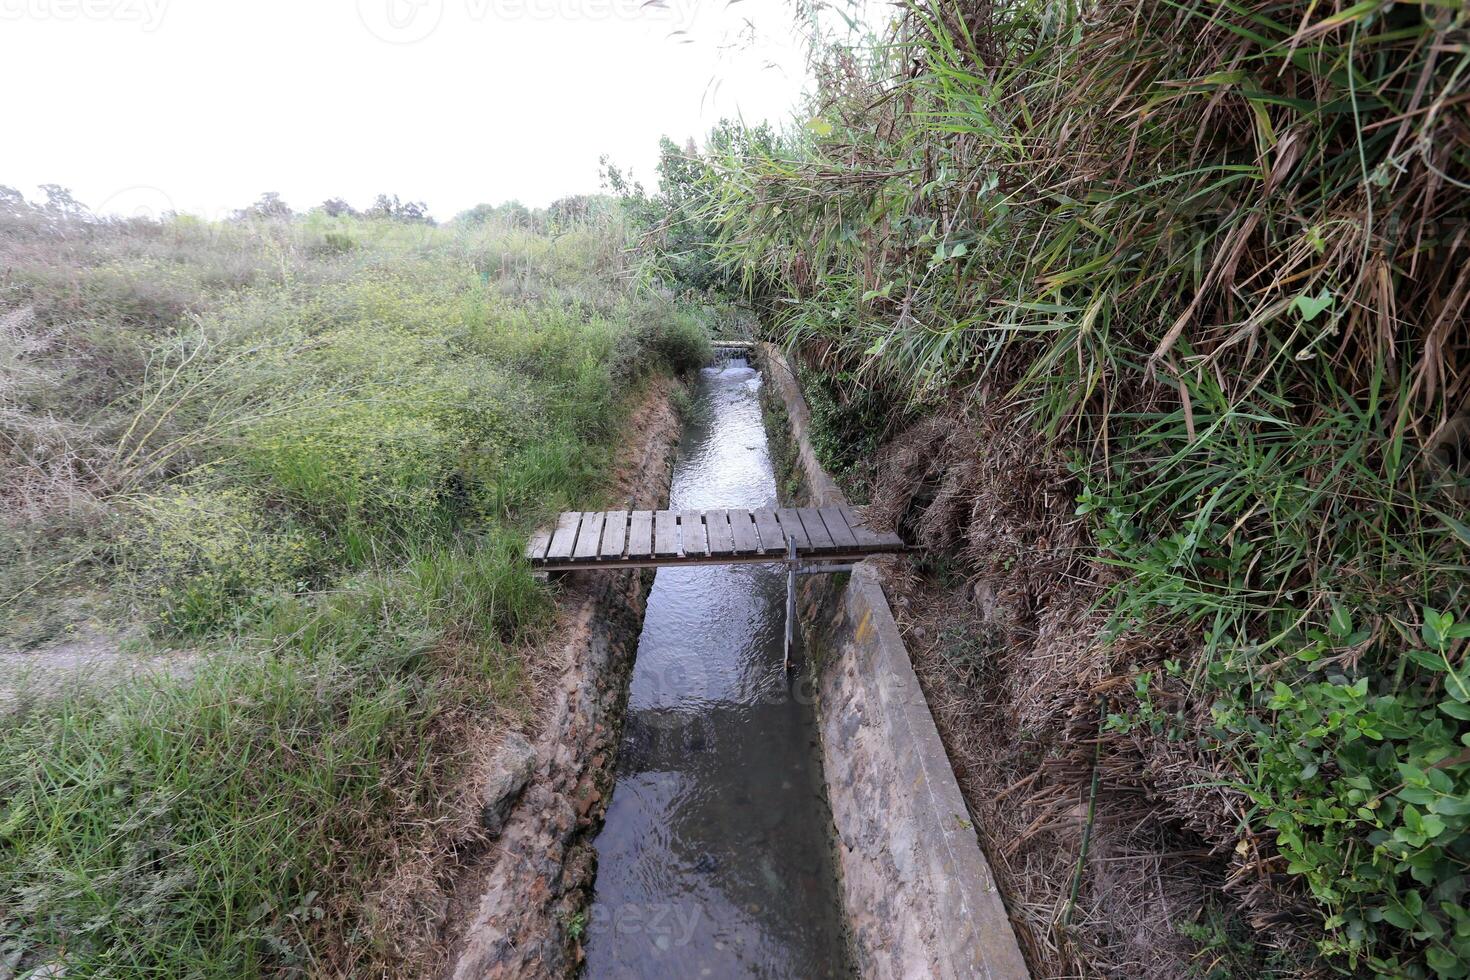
527 506 908 570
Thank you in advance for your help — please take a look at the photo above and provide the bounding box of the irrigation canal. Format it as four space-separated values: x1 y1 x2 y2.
583 356 852 976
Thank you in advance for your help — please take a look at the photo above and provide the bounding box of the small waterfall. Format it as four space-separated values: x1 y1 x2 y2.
710 341 754 368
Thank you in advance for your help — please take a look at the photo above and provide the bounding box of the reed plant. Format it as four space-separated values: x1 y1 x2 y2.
681 0 1470 973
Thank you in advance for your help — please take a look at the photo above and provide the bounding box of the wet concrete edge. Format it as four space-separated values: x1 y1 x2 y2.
757 343 1031 980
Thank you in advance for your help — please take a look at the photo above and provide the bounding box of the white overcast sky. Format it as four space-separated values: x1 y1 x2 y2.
0 0 812 220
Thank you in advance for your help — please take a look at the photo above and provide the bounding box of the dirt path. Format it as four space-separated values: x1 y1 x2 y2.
0 628 195 710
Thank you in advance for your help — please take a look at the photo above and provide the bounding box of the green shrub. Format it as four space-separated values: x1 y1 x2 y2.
123 486 317 633
629 297 712 374
688 0 1470 973
1232 645 1470 978
798 364 897 498
314 231 355 255
1 201 720 974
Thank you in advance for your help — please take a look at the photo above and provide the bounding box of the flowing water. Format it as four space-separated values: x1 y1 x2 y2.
585 361 851 978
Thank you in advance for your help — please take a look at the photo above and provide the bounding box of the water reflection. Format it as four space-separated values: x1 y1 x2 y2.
586 363 851 978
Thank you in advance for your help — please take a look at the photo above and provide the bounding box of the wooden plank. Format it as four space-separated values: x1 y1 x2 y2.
774 508 810 552
572 511 605 560
704 509 735 556
818 506 859 550
837 504 883 548
532 551 896 571
752 508 784 554
679 510 707 557
653 509 679 557
627 510 654 559
797 507 836 552
600 510 628 559
525 527 552 562
727 509 759 554
840 504 904 548
545 511 582 561
533 502 906 568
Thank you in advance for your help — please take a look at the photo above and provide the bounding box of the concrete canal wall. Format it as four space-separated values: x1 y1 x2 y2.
758 344 1030 980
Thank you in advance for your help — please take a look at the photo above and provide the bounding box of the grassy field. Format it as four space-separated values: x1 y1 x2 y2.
0 198 710 974
612 0 1470 975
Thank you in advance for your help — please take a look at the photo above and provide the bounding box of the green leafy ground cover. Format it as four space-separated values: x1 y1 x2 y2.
0 200 709 974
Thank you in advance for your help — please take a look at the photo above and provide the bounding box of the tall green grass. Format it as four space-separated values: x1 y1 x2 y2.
660 0 1470 975
0 202 710 974
3 540 536 975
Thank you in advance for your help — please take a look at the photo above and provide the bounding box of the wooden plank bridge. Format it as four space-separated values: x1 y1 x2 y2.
526 505 906 572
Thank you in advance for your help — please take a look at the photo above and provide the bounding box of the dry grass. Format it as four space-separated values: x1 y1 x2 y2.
690 0 1470 972
869 400 1308 978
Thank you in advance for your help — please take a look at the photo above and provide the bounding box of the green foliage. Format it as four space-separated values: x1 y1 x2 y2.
314 230 356 255
1072 376 1469 974
0 535 542 976
625 295 714 374
564 909 588 944
1212 607 1470 978
680 0 1470 974
363 192 433 224
1070 367 1468 971
1177 903 1290 979
123 486 317 633
0 201 715 974
603 123 778 293
798 364 901 498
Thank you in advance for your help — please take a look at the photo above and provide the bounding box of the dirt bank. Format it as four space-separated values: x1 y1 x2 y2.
865 407 1274 979
439 379 681 979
